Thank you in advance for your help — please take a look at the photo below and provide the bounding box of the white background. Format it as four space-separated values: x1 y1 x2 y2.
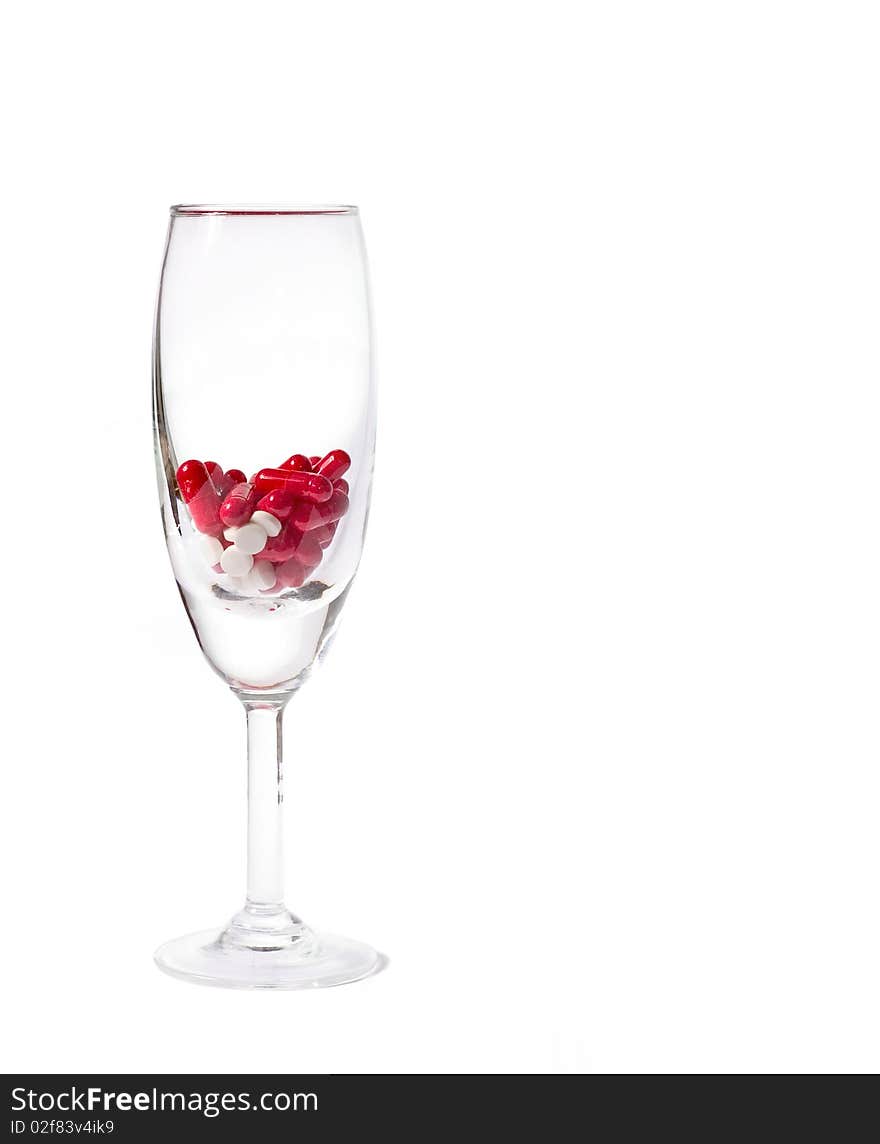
1 0 878 1074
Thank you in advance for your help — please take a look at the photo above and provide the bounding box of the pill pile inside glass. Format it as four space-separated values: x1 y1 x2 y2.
175 450 351 594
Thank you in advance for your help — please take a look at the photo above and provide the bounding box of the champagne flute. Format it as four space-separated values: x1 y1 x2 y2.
152 203 378 989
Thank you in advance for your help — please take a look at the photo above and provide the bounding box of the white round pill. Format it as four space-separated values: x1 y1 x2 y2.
198 534 224 565
250 510 282 538
233 521 268 555
223 526 240 542
251 560 277 591
220 545 254 577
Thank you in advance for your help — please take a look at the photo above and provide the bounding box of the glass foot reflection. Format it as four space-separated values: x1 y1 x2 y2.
155 909 381 990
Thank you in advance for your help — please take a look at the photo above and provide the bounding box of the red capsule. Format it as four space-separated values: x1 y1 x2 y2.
275 557 309 589
290 488 349 532
261 522 323 568
274 533 323 584
189 488 223 535
261 520 310 564
225 468 247 486
176 461 224 536
176 460 212 503
315 449 351 482
315 520 339 548
188 488 224 536
279 454 313 472
311 522 334 546
296 531 324 569
256 488 297 521
204 461 237 497
333 478 349 496
253 468 333 502
219 481 259 528
309 455 322 467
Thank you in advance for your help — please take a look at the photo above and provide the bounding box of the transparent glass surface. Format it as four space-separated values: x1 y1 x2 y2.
152 204 380 988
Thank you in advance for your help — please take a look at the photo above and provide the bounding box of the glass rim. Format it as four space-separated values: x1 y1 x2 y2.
171 203 358 217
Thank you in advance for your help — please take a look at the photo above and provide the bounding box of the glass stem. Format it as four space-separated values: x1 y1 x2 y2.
244 700 286 910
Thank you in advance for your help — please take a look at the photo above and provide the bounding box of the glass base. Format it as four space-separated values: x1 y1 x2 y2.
154 906 381 990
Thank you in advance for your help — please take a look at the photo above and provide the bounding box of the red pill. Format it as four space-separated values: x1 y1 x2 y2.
219 481 258 528
315 449 351 482
309 455 322 467
261 520 310 564
295 531 324 569
277 534 323 579
311 522 334 546
176 461 224 536
190 496 223 536
315 520 339 548
256 489 297 521
290 488 349 531
279 454 313 472
205 461 237 498
275 557 308 589
334 478 349 496
252 469 293 495
176 460 212 503
225 468 247 486
253 468 333 502
190 487 224 536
